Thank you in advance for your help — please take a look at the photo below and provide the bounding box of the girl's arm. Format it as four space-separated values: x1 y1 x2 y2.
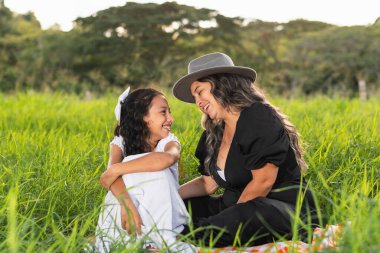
237 163 278 203
106 143 143 234
107 144 128 197
100 141 180 189
179 175 219 199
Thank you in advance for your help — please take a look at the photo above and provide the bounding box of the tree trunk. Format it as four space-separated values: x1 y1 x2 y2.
358 79 367 101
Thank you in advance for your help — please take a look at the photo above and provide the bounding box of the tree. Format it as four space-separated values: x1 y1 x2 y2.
73 2 210 87
286 26 380 96
238 19 333 94
72 2 245 89
0 7 43 91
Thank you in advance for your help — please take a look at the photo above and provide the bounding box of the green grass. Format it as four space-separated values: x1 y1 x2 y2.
0 91 379 252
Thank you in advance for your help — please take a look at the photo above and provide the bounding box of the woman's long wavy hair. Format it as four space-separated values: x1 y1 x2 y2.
113 88 163 156
199 73 307 173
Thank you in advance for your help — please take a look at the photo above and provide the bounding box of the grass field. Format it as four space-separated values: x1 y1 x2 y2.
0 91 379 252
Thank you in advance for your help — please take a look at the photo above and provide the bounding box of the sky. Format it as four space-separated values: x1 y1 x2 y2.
4 0 380 31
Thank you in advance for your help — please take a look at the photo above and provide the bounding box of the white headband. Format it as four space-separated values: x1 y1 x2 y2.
114 87 130 122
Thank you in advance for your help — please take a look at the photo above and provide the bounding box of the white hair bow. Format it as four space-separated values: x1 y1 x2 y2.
114 86 130 122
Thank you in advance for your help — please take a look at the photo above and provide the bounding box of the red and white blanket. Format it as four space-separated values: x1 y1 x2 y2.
198 224 342 253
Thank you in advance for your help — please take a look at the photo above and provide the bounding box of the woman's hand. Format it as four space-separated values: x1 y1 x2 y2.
120 198 143 235
100 163 121 189
179 175 218 199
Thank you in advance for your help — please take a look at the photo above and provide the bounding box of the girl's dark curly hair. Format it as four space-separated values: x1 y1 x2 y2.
113 88 163 156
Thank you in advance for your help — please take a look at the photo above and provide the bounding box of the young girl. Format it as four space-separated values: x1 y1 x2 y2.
95 88 193 252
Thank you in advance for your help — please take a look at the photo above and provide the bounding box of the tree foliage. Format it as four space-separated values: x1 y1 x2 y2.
0 2 379 96
285 26 380 95
70 2 247 89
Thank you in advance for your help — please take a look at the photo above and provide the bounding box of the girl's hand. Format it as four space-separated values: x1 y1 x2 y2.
99 164 120 189
120 199 143 235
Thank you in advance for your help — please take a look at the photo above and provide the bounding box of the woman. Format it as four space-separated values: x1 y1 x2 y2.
96 88 193 252
172 52 319 247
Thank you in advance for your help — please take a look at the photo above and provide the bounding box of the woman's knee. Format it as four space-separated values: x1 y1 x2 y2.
202 198 293 245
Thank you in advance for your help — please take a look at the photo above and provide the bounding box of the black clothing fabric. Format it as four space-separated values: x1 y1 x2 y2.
185 102 319 247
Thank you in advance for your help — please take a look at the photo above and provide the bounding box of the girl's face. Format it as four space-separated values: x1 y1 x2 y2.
144 95 174 145
190 81 224 120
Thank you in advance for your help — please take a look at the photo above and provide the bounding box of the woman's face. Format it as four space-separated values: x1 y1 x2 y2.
190 81 224 120
144 95 174 145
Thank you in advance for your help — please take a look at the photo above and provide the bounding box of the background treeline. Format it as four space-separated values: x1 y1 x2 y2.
1 1 380 96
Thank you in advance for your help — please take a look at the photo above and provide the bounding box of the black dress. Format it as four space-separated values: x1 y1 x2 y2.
183 102 319 247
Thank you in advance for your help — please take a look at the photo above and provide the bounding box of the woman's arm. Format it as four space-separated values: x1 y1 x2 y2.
179 175 219 199
100 141 180 189
237 163 278 203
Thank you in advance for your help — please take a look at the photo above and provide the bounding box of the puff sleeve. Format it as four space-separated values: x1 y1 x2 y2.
110 135 125 154
194 131 211 176
236 103 289 170
155 133 181 152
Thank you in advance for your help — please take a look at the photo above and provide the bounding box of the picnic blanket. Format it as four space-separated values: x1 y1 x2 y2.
198 224 342 253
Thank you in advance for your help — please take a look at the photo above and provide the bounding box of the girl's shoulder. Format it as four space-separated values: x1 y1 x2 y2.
110 135 124 153
155 133 181 152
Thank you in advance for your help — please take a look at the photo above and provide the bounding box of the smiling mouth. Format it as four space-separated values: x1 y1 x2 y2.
203 103 210 113
163 125 171 131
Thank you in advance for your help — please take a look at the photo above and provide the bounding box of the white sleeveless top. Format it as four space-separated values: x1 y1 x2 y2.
110 133 181 185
